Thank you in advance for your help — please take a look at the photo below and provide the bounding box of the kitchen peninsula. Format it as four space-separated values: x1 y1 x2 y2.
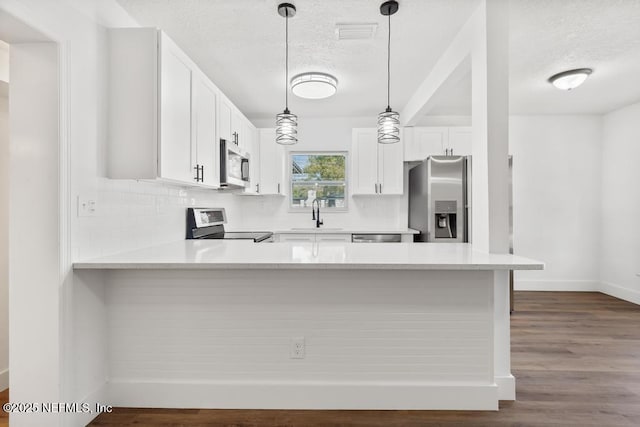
74 241 542 411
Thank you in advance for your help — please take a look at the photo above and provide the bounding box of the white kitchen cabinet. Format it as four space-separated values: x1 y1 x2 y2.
278 234 315 243
404 127 472 160
276 233 352 243
351 128 403 195
257 129 286 195
191 72 218 186
218 97 233 143
232 111 243 148
245 122 261 194
108 29 219 188
315 234 352 243
219 96 245 148
404 127 446 161
158 39 193 183
448 127 472 155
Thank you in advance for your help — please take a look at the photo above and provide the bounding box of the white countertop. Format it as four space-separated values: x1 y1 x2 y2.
73 241 544 271
272 228 419 234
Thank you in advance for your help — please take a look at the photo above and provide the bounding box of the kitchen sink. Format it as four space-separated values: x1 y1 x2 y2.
290 227 343 231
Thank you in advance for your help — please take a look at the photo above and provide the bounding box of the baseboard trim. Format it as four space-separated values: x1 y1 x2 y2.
515 280 599 292
600 281 640 305
108 380 499 410
62 382 108 427
0 368 8 391
495 374 515 400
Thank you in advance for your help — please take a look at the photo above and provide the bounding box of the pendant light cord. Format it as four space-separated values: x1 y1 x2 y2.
285 12 289 111
387 13 391 110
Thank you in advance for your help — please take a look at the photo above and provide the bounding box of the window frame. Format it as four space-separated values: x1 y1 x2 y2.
288 151 349 212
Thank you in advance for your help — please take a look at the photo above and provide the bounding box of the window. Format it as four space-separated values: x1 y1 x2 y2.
289 152 348 210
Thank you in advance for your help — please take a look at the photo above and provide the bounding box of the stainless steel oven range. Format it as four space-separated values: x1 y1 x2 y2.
186 208 273 242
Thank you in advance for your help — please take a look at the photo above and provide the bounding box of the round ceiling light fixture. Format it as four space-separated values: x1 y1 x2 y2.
291 72 338 99
548 68 593 91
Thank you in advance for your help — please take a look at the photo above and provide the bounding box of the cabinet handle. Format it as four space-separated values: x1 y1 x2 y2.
374 183 377 194
200 165 204 182
194 164 200 181
277 183 281 194
256 183 260 193
379 182 383 194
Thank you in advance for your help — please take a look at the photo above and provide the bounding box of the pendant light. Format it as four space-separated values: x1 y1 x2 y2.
377 0 400 144
276 3 298 145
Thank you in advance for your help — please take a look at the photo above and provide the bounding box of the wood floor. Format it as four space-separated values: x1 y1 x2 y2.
0 388 7 427
83 292 640 426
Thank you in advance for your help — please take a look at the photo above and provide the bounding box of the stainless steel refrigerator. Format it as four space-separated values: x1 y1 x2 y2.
409 155 515 310
408 156 471 243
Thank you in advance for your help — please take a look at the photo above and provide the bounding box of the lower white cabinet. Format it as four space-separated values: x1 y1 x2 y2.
315 234 352 243
276 233 352 243
278 234 316 243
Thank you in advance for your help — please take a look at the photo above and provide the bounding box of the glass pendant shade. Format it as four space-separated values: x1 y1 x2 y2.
276 109 298 145
377 107 400 144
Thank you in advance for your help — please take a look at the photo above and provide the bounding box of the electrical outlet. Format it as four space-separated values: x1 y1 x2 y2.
78 195 97 217
290 337 305 359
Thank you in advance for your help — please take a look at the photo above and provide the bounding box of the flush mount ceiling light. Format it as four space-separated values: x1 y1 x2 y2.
377 0 400 144
291 72 338 99
275 2 298 145
548 68 593 91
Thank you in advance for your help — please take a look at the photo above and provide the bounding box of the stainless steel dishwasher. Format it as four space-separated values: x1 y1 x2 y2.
351 234 402 243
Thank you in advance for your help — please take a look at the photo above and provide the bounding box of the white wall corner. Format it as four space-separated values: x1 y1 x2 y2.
0 368 8 391
600 282 640 306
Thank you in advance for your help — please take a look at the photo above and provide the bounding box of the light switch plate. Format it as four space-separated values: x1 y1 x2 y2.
78 194 98 217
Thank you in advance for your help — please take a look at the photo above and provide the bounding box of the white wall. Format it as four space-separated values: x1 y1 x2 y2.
600 102 640 304
510 115 603 291
242 117 407 231
0 80 8 391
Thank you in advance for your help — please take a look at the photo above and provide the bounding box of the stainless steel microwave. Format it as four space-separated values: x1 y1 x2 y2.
219 139 249 188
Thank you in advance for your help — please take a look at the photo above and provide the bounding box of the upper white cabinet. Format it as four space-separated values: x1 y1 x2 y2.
158 39 193 183
191 72 218 187
351 128 403 195
257 129 286 195
245 123 260 194
219 96 246 148
108 29 214 186
108 28 254 190
404 126 472 161
447 127 472 156
218 97 233 144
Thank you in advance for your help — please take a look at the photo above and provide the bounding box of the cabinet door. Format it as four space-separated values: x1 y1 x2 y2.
404 127 446 161
192 73 218 187
316 234 351 243
278 234 315 242
351 128 379 195
245 123 261 193
232 111 243 148
258 129 285 195
159 40 193 183
378 133 404 195
218 98 232 143
448 127 472 156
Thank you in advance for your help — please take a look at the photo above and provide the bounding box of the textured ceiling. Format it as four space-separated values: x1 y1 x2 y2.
115 0 480 120
509 0 640 115
116 0 640 119
426 0 640 117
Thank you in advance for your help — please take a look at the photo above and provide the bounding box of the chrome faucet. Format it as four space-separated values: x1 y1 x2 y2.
311 199 323 228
